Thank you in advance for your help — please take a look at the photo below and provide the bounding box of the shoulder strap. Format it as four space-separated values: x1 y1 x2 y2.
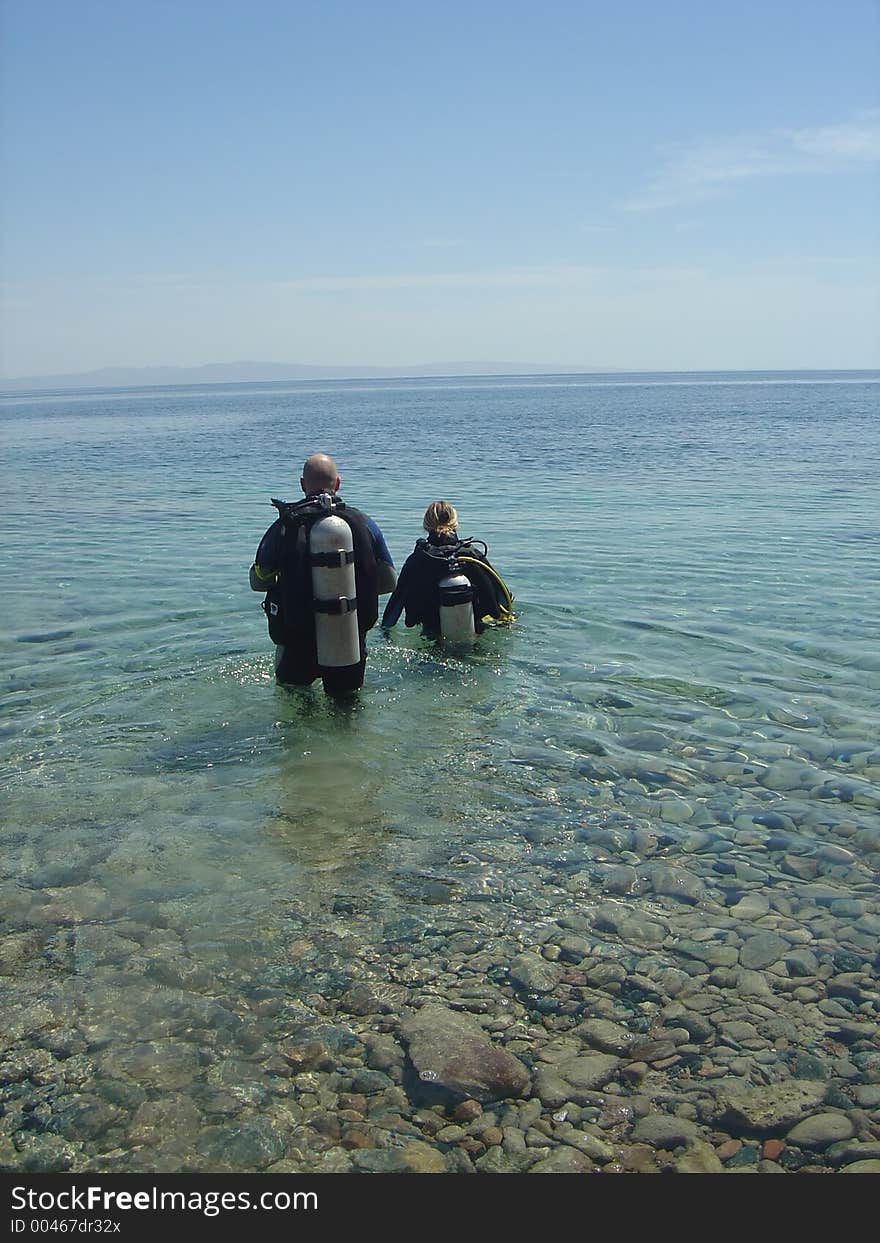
270 492 346 526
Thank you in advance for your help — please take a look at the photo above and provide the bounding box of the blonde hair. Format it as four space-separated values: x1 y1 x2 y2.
423 500 458 537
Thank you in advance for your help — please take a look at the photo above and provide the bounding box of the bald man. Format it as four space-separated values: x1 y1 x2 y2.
250 453 396 692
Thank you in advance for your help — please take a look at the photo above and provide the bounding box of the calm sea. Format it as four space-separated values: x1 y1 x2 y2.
1 371 878 1172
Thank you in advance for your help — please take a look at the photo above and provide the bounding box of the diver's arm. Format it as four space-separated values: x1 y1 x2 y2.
381 553 418 626
249 563 277 592
376 561 397 595
381 588 403 627
250 521 282 592
364 518 397 594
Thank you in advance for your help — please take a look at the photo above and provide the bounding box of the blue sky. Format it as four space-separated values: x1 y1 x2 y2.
1 0 878 376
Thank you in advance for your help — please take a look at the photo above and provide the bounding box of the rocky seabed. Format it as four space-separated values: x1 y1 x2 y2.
2 782 879 1176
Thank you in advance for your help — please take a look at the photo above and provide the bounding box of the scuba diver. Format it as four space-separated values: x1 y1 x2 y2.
381 501 514 641
250 453 397 693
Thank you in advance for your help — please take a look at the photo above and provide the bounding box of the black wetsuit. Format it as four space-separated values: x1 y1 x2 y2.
381 532 509 636
252 497 389 691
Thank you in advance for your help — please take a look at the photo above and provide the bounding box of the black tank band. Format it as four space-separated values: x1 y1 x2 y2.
440 586 474 605
310 549 356 567
314 596 358 615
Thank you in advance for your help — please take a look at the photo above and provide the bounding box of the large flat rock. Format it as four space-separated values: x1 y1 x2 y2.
400 1005 530 1104
703 1078 827 1134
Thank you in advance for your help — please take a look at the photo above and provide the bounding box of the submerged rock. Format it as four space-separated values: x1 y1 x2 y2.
631 1115 704 1149
740 931 789 969
643 864 705 904
196 1119 287 1170
706 1079 827 1134
528 1146 593 1173
534 1055 619 1106
573 1018 634 1057
508 953 564 994
399 1005 530 1103
786 1113 855 1150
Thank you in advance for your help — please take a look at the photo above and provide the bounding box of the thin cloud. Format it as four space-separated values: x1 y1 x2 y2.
623 110 880 212
131 272 203 286
788 113 880 160
273 265 602 293
270 264 704 295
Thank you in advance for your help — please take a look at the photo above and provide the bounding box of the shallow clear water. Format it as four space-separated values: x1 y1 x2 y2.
1 371 878 1172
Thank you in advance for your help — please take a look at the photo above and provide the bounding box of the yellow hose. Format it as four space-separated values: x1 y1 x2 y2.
458 556 515 624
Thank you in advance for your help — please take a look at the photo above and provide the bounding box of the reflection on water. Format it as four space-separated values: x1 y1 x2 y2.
267 704 389 876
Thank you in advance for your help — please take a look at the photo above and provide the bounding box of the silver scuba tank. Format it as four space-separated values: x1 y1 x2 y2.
309 510 360 669
438 570 476 641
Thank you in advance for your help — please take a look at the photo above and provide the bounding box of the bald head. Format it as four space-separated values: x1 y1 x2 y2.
301 453 340 495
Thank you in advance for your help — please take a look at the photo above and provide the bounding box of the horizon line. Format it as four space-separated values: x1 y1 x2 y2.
3 360 879 395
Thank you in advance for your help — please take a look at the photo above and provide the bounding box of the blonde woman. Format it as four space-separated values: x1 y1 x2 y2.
422 500 460 542
381 501 513 636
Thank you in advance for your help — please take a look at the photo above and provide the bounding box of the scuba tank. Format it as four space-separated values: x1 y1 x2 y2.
438 565 476 642
308 499 360 671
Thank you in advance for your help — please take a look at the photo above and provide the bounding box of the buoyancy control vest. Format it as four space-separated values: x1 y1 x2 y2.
381 535 513 637
258 494 379 666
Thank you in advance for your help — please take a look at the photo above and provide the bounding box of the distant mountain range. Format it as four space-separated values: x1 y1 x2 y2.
1 359 609 392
